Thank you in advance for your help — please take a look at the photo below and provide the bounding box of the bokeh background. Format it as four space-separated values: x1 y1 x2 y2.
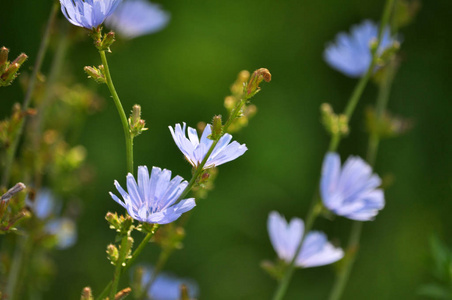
1 0 452 299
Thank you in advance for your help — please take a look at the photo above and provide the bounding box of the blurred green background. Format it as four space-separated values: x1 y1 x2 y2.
1 0 452 299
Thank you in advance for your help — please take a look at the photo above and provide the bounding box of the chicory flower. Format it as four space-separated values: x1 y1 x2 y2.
59 0 122 29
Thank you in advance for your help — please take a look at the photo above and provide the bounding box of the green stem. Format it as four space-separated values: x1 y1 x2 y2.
96 227 159 300
99 50 133 174
6 235 32 300
328 221 363 300
1 2 59 188
109 236 129 300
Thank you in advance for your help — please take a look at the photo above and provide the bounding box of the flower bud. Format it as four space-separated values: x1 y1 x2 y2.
101 31 116 51
210 115 223 140
11 53 28 67
246 68 271 98
180 284 190 300
106 212 121 230
80 287 93 300
230 70 250 97
129 104 148 138
115 288 132 300
84 66 106 84
0 47 9 68
107 244 119 263
1 182 26 202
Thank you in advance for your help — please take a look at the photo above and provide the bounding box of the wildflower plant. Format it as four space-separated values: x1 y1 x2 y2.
0 0 424 298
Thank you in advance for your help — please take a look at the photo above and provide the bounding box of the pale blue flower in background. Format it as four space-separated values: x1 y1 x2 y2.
28 189 57 219
105 0 170 39
321 152 385 221
59 0 122 29
268 211 344 268
110 166 196 224
45 218 78 249
169 123 247 169
137 266 199 300
324 20 396 77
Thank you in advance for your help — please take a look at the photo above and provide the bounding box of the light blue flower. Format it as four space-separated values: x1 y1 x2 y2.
59 0 122 29
324 20 395 77
27 189 57 219
105 0 170 39
137 266 199 300
321 152 385 221
169 123 247 169
268 211 344 268
110 166 196 224
45 218 78 249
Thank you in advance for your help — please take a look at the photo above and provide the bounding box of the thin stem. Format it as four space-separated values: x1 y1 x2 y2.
328 222 363 300
6 235 32 300
272 1 396 299
109 236 129 300
1 2 59 187
96 227 159 300
99 50 134 174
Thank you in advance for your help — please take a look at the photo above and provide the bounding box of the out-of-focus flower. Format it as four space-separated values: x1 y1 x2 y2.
45 218 77 249
320 152 385 221
323 20 396 77
59 0 122 29
105 0 170 39
138 266 199 300
169 123 247 169
110 166 196 224
268 211 343 268
28 189 56 220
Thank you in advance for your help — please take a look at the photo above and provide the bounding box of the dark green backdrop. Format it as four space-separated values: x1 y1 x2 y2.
1 0 452 299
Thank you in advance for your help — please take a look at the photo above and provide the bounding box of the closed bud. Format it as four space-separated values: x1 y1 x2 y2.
246 68 271 98
120 215 134 234
0 47 9 67
1 63 20 85
84 66 106 84
80 287 93 300
1 182 26 202
107 244 119 263
115 288 132 300
210 115 223 140
11 53 28 67
369 38 379 53
129 104 148 138
101 31 116 51
106 212 121 230
224 96 236 110
231 70 250 97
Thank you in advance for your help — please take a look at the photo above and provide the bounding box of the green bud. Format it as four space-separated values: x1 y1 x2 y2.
321 103 349 137
210 115 223 140
245 68 271 98
106 212 121 230
84 66 106 84
1 63 20 83
261 259 288 281
11 53 28 67
120 215 134 235
230 70 250 97
107 244 119 263
80 287 93 300
0 47 9 68
369 38 379 54
101 31 116 52
129 104 148 138
376 41 401 67
394 0 421 29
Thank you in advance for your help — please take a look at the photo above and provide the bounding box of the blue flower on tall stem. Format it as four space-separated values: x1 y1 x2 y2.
321 152 385 221
169 123 247 169
110 166 196 224
105 0 170 39
323 20 396 77
59 0 123 29
268 211 344 268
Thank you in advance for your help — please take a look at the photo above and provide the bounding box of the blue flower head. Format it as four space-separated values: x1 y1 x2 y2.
27 189 57 220
59 0 123 29
268 211 344 268
324 20 396 77
105 0 170 39
169 123 247 169
110 166 196 224
137 266 199 300
321 152 385 221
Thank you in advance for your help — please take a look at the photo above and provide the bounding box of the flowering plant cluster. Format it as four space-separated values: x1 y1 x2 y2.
0 0 422 299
